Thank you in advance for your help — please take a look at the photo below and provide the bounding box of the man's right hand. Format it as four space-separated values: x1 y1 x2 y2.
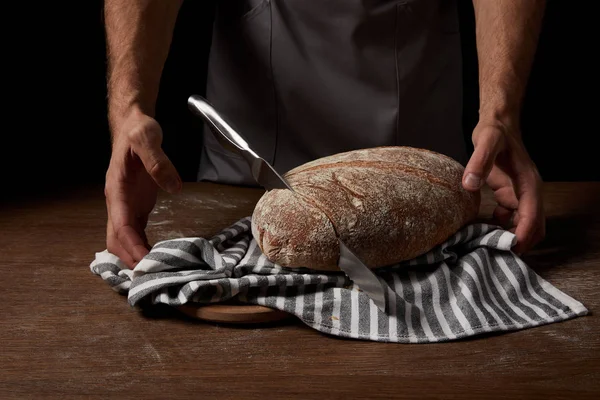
104 108 182 268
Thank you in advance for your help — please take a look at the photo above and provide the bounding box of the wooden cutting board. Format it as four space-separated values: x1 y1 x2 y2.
150 186 294 325
177 302 292 324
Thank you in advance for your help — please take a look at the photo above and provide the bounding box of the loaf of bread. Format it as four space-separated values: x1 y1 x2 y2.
251 146 480 271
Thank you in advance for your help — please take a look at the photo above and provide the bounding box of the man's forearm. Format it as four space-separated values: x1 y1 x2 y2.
472 0 546 130
104 0 183 133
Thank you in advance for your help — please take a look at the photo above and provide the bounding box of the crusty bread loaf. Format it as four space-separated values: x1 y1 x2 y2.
251 146 480 271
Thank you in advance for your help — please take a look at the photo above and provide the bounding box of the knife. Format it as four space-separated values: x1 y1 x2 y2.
188 95 389 312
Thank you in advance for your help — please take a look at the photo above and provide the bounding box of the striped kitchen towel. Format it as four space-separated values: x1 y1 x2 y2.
90 217 588 343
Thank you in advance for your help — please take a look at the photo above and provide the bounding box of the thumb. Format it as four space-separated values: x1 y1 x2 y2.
136 143 182 193
463 126 504 191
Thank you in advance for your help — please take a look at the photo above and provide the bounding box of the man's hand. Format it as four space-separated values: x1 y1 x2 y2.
467 0 546 254
104 109 182 268
462 122 545 254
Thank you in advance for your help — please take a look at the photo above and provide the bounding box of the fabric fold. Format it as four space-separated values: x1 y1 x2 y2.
90 217 588 343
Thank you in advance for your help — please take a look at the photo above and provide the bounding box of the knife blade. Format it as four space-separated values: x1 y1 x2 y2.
338 240 387 309
187 95 292 191
188 95 389 312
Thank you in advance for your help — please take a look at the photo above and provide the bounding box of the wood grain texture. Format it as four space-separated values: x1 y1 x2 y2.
0 182 598 399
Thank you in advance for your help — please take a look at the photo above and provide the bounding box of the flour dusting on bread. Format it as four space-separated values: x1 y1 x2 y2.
252 146 480 271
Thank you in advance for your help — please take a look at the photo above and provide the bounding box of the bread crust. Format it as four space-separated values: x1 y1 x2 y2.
252 146 480 271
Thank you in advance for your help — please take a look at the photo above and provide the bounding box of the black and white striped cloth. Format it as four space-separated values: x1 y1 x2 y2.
90 217 588 343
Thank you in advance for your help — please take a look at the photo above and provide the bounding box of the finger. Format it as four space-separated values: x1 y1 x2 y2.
129 126 182 194
486 167 518 210
486 167 518 230
514 223 545 255
106 214 136 268
486 167 513 192
492 205 515 228
116 225 150 263
137 214 151 250
512 174 544 254
106 188 150 264
512 211 520 227
463 127 504 191
139 147 182 194
494 186 519 211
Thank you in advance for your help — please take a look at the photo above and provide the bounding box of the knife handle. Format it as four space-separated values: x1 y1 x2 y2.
187 95 259 160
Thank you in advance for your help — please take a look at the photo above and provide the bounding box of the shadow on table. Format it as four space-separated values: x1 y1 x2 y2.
137 303 299 329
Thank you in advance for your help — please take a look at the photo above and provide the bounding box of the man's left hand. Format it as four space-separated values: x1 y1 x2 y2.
462 121 545 255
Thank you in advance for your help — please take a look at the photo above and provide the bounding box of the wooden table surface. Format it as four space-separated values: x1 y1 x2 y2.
1 182 599 399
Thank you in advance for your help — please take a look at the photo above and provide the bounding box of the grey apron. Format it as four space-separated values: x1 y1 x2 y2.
198 0 466 186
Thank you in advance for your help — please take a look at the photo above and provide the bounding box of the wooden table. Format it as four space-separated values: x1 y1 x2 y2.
1 182 598 399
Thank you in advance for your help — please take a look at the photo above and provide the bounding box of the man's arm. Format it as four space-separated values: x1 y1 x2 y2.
104 0 184 268
463 0 547 254
105 0 183 132
473 0 546 129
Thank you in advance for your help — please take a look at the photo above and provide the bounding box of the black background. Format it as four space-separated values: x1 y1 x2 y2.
3 0 598 201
